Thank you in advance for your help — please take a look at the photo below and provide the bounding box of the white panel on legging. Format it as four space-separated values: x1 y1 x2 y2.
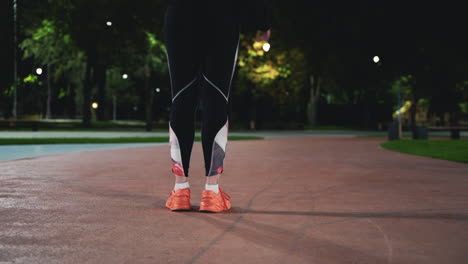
169 125 182 162
214 119 229 152
169 125 185 176
207 119 229 176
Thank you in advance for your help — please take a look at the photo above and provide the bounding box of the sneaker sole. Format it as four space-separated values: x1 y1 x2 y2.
167 206 192 211
198 207 230 213
170 208 192 211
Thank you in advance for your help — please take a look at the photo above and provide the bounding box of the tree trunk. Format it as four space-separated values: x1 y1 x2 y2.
45 63 52 119
145 66 154 131
306 75 321 126
450 111 460 126
67 83 76 119
410 96 418 130
249 83 257 130
96 63 107 121
82 56 93 127
410 96 419 139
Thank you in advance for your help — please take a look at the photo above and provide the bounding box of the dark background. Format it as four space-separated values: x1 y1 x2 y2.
1 1 467 130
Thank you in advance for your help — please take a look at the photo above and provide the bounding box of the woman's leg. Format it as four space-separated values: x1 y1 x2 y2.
200 15 240 183
164 4 200 180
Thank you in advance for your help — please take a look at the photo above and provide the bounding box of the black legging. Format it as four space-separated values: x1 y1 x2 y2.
164 1 240 177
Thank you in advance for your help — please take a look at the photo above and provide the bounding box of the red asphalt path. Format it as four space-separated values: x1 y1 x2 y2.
1 137 468 263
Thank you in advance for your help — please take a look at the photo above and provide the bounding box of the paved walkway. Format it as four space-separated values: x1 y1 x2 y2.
0 130 377 138
2 130 466 161
1 137 467 263
0 143 166 161
0 130 368 161
1 130 466 139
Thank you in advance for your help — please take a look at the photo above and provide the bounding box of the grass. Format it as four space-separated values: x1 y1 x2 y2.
380 139 468 163
0 136 263 145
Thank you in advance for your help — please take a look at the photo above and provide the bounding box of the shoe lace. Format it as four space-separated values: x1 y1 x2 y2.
202 188 231 209
220 189 231 200
219 188 231 209
170 190 190 198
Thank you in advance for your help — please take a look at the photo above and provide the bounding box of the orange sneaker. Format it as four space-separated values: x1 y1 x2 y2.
165 188 192 211
199 187 231 213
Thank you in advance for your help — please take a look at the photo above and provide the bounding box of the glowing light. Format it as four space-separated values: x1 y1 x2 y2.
373 56 380 63
262 43 271 52
253 41 263 50
91 102 99 109
392 100 412 118
106 21 112 26
122 74 128 79
36 68 43 75
155 88 160 93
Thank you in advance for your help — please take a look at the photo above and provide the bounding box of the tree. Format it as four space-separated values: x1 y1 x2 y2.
130 32 168 131
271 1 347 126
47 0 167 125
236 32 306 129
20 19 85 119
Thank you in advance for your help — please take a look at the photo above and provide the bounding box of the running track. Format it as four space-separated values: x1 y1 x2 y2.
1 137 467 263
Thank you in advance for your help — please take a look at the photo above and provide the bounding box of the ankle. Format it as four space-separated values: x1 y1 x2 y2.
205 174 220 185
175 175 188 183
174 181 190 191
205 183 219 194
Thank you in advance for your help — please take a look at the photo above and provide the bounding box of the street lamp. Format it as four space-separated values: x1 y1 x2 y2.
12 0 18 118
373 56 380 63
91 102 98 121
397 82 402 138
113 95 117 121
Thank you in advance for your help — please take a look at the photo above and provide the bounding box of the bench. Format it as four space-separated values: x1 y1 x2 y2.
427 126 468 139
0 120 41 131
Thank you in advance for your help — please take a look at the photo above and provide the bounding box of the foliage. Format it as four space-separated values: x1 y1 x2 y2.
132 31 168 78
390 75 415 109
20 19 86 84
106 68 138 105
3 84 16 97
23 74 39 84
237 32 306 105
456 81 468 114
460 102 468 114
5 0 467 127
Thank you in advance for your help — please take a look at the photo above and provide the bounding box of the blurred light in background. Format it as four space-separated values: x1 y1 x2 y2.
392 100 412 118
36 68 43 75
106 21 112 26
262 43 271 52
373 56 380 63
122 74 128 79
92 102 99 109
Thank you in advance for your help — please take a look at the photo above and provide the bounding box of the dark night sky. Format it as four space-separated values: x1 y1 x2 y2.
273 1 467 78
